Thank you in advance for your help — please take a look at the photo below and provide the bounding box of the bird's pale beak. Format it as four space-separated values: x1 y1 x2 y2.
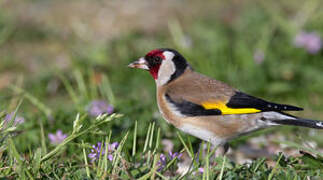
128 57 149 70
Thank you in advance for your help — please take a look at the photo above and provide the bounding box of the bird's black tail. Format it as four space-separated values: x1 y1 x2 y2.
271 117 323 129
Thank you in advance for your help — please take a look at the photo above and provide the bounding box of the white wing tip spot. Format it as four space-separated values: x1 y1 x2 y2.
316 122 323 128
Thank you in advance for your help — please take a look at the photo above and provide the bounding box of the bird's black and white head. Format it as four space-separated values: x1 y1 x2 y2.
128 48 190 86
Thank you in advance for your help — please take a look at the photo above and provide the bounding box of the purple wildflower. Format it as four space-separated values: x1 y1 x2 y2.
3 112 25 127
107 142 119 161
87 100 114 117
294 31 322 54
88 142 103 162
48 130 67 145
198 167 204 174
88 142 119 162
253 49 265 64
108 142 119 151
168 151 183 160
157 151 182 171
157 154 167 171
107 154 114 161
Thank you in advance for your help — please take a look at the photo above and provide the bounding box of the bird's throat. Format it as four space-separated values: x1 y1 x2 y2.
149 65 160 80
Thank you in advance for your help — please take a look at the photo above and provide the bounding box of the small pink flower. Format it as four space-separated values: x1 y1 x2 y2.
88 142 119 162
87 100 114 117
157 154 167 171
294 31 322 54
168 151 183 160
253 49 265 64
48 130 67 145
4 112 25 127
108 142 119 151
108 154 114 161
198 167 204 174
157 151 182 171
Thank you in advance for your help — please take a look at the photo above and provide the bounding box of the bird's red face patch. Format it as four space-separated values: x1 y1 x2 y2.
145 49 165 80
146 49 165 59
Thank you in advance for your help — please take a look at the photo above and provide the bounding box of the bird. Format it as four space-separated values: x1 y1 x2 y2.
128 48 323 154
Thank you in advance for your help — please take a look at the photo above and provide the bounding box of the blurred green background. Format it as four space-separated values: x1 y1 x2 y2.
1 0 323 161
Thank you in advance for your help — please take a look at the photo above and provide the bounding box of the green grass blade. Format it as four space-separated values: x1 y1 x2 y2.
100 75 115 105
149 122 155 150
104 131 112 172
57 73 80 106
153 127 160 154
7 138 33 179
88 69 99 99
41 113 120 162
82 141 90 178
268 153 283 180
112 131 129 174
132 121 137 157
218 156 226 180
143 123 152 153
32 148 42 176
39 119 47 155
204 142 210 180
138 172 152 180
154 171 168 180
147 122 155 165
96 140 104 177
150 153 159 180
177 132 193 159
73 69 89 100
9 85 51 117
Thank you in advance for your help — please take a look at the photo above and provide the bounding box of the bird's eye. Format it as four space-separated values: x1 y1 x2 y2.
153 56 162 63
149 56 162 66
146 55 163 68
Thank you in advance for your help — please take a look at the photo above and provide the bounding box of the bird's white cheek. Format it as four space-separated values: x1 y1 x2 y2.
156 55 175 86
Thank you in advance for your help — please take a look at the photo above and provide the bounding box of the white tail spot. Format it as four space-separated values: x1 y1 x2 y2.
316 121 323 127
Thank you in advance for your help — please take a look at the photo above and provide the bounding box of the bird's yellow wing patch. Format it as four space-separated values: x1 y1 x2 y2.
201 101 261 115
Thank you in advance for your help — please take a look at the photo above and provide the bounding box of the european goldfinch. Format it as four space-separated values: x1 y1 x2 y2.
128 48 323 153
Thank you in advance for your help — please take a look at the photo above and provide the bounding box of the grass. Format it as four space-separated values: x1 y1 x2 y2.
1 0 323 179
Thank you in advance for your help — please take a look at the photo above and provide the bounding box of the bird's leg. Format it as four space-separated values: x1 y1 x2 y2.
215 143 229 157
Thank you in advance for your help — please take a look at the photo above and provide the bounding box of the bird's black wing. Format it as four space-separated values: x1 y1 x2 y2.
226 91 303 112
